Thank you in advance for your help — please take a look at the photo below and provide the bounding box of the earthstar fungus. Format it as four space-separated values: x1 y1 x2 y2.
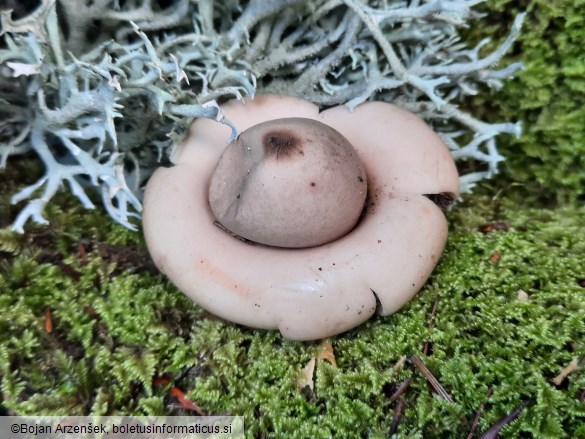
143 95 460 340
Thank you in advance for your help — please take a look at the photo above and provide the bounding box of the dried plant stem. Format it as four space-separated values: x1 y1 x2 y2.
411 355 454 403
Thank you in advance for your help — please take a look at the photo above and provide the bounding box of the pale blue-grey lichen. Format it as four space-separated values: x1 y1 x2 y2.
0 0 524 232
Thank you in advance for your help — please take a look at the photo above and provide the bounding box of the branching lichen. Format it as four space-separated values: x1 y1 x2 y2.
0 0 524 232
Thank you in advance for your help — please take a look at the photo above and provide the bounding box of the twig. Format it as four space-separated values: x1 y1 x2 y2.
478 401 529 439
552 358 580 386
390 399 405 435
44 307 53 333
389 377 413 404
466 388 493 439
173 365 195 384
153 375 207 415
411 355 454 403
423 297 440 355
428 295 440 326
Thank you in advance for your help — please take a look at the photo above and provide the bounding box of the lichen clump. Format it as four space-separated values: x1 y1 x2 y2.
1 0 524 231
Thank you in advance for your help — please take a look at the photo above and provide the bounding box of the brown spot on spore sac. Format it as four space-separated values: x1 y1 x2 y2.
262 129 301 159
310 182 316 187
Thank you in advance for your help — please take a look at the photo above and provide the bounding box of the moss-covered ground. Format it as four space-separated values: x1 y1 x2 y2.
1 0 585 437
0 180 583 437
1 170 583 437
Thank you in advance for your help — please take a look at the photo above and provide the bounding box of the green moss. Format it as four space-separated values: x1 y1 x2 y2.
1 171 583 437
466 0 585 204
1 2 585 432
